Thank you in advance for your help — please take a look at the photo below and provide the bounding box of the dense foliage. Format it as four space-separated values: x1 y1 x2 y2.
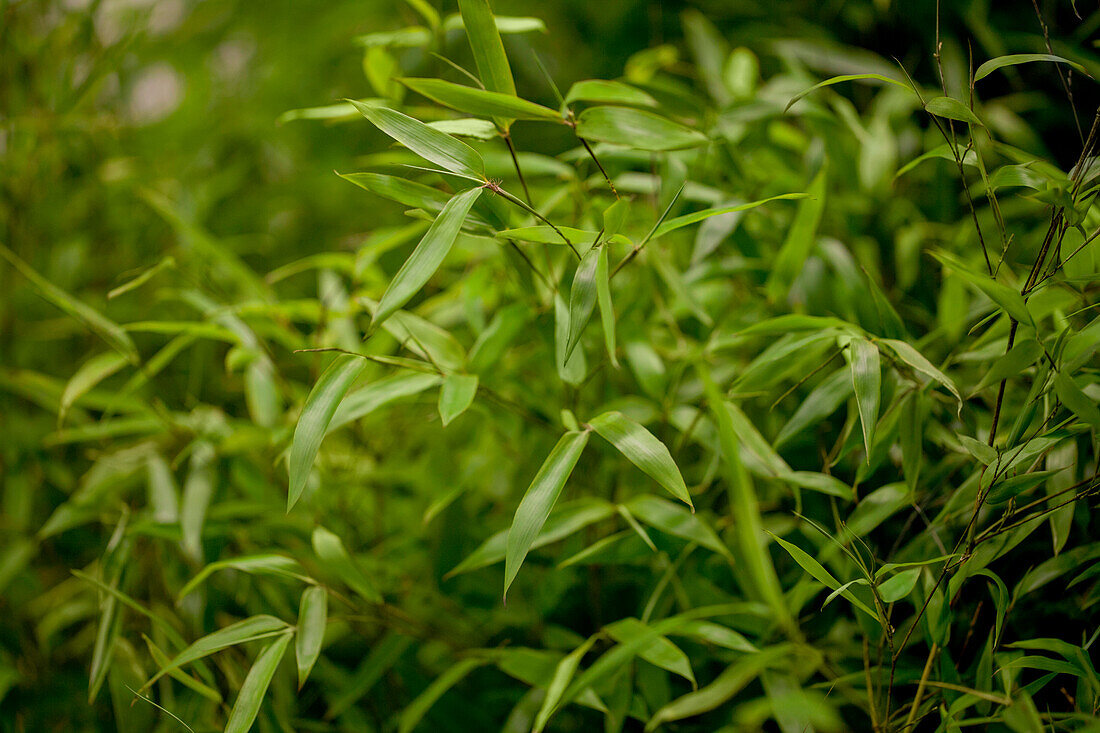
3 0 1100 731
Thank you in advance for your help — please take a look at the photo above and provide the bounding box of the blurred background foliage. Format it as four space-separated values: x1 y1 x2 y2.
2 0 1099 731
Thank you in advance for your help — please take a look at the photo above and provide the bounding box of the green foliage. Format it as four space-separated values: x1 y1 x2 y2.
3 0 1100 731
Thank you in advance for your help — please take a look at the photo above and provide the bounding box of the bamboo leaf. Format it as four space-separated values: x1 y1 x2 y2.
347 99 485 178
785 73 913 110
225 631 292 733
565 79 658 107
400 78 560 121
288 354 368 510
374 187 483 327
438 373 478 426
589 411 692 508
974 53 1086 82
849 338 881 460
595 241 618 367
141 616 290 690
930 250 1034 327
565 245 600 362
59 351 129 427
458 0 517 96
398 657 486 733
770 533 878 620
575 107 708 151
295 586 327 688
504 430 590 599
533 636 599 733
312 526 381 603
924 96 984 126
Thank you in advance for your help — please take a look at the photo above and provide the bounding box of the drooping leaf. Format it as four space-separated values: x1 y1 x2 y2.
374 187 484 327
575 107 708 151
438 373 478 426
311 526 381 604
564 246 601 362
504 430 590 599
347 99 485 178
595 241 618 367
288 354 367 510
295 586 327 688
400 78 560 121
224 631 293 733
974 53 1086 82
589 411 692 508
849 338 881 460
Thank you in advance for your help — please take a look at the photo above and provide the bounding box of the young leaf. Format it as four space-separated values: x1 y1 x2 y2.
400 78 560 121
785 73 913 110
769 533 877 620
575 107 708 151
347 99 485 178
925 96 984 126
651 193 810 240
849 338 881 460
0 245 139 364
564 246 600 362
225 631 292 733
504 430 590 599
974 53 1086 82
288 354 368 510
142 616 290 690
295 586 327 688
458 0 516 96
373 187 483 328
438 373 478 426
588 411 692 508
311 526 382 603
595 241 618 367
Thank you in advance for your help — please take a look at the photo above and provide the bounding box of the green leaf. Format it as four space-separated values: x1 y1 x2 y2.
288 354 368 510
339 172 451 211
605 617 695 686
849 338 881 460
311 526 382 603
295 586 327 688
374 187 484 327
504 430 590 599
554 293 587 386
595 241 618 367
0 245 139 364
785 73 913 110
347 99 485 178
589 411 692 508
400 78 560 121
1054 371 1100 432
930 250 1034 327
330 373 443 432
880 339 962 409
652 193 811 240
181 442 215 562
533 636 599 733
974 53 1086 82
225 631 292 733
438 373 478 426
770 533 878 620
142 615 290 690
766 165 827 300
59 351 128 427
924 96 984 126
972 339 1044 395
427 118 499 139
178 554 305 601
575 107 708 151
565 246 601 362
458 0 516 97
398 657 486 733
564 79 658 107
776 471 853 500
878 568 920 602
721 401 791 477
623 494 731 559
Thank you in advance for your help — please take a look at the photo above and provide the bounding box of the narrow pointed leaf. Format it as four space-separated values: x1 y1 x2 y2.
288 354 368 510
850 338 881 459
458 0 516 96
374 187 483 327
533 636 599 732
142 616 290 690
881 339 961 408
60 351 128 426
295 586 327 688
930 250 1034 327
925 96 984 126
347 99 485 178
770 533 877 620
785 73 913 110
398 657 486 733
595 242 618 367
312 526 381 603
575 107 708 151
565 246 600 362
400 78 559 121
504 430 590 598
589 411 692 508
438 373 478 426
225 632 292 733
974 53 1085 82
